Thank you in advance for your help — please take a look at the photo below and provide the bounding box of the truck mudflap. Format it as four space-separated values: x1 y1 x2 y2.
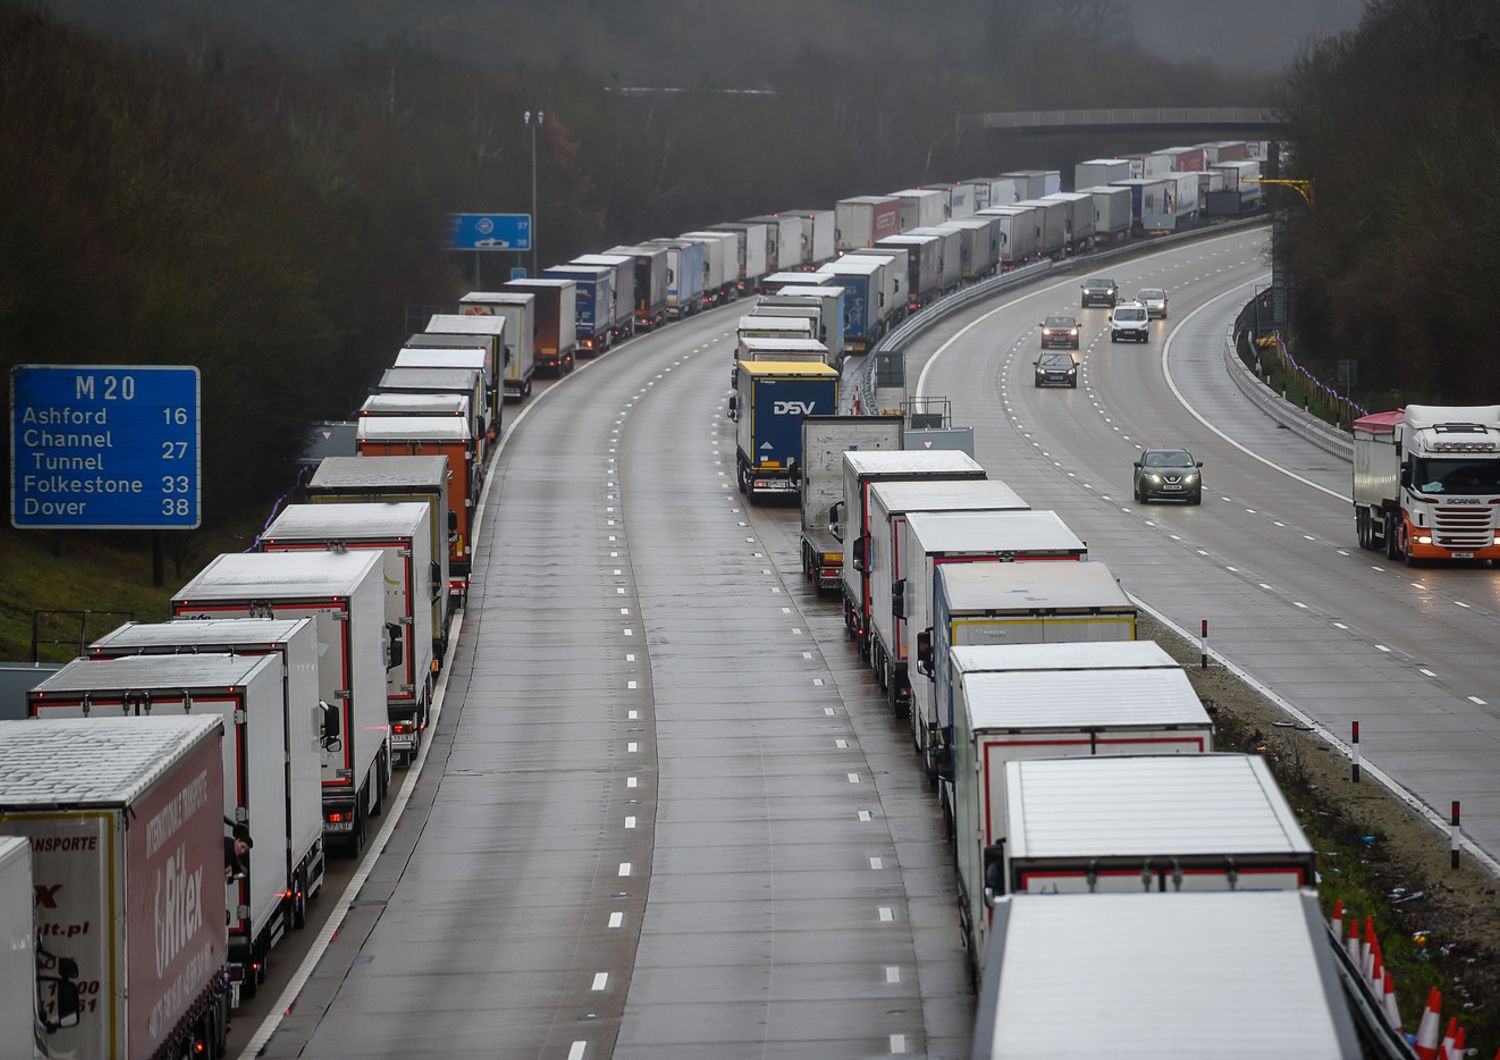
815 552 841 593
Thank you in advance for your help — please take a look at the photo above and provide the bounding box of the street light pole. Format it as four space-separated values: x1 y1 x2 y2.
523 109 544 278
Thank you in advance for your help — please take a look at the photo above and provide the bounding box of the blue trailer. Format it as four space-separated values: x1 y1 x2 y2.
818 263 883 355
542 265 614 355
730 361 840 502
651 239 705 319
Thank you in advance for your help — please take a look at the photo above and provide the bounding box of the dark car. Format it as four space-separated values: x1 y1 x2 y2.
1133 448 1203 504
1080 277 1119 308
1039 315 1080 349
1034 351 1079 388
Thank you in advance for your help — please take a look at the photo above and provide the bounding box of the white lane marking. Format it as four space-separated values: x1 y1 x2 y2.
869 856 883 869
1332 622 1348 630
1375 644 1391 653
626 776 638 788
592 973 609 991
879 906 894 921
623 628 633 636
1160 279 1349 503
813 677 825 686
835 738 849 749
1456 601 1472 608
608 912 624 929
625 816 637 829
569 1043 587 1060
618 862 632 877
627 710 638 720
1469 695 1487 705
848 772 861 783
890 1034 908 1054
858 810 873 822
625 653 636 662
627 742 639 753
1293 602 1308 608
627 679 638 690
1420 668 1437 678
824 707 836 715
885 966 902 984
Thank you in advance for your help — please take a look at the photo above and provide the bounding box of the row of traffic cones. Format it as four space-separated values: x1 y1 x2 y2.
1330 900 1484 1058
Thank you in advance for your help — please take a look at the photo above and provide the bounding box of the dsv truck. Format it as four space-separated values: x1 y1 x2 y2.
1352 405 1500 564
730 361 839 502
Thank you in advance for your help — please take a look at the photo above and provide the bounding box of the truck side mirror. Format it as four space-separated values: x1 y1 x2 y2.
448 509 459 543
916 628 934 677
828 500 844 538
852 534 870 572
1400 461 1412 488
727 393 738 420
319 700 341 744
983 841 1007 907
430 560 442 600
385 623 405 669
39 974 81 1031
891 579 906 620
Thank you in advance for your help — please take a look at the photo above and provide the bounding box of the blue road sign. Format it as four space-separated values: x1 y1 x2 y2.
448 213 532 252
10 365 202 530
510 266 528 280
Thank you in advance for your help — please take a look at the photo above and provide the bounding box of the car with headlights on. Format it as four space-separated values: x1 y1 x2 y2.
1080 277 1119 308
1133 448 1203 504
1034 351 1079 388
1039 315 1080 349
1137 288 1168 318
1109 302 1150 343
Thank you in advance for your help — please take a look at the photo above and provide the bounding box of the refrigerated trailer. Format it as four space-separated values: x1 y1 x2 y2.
819 258 886 354
972 891 1360 1058
393 347 495 444
835 195 902 251
875 234 940 310
1039 191 1096 253
305 455 453 635
504 277 578 372
893 188 946 231
356 415 478 581
29 653 321 997
421 315 504 426
172 551 391 858
457 290 537 399
0 837 45 1049
763 285 846 366
799 416 905 594
785 209 836 267
999 753 1314 896
976 207 1039 267
0 716 231 1058
260 502 436 767
707 222 768 291
1079 186 1132 243
838 451 987 647
743 214 801 275
1014 199 1067 257
905 227 962 294
375 367 486 469
360 392 478 460
900 510 1087 778
864 480 1030 719
1073 158 1132 189
949 645 1213 968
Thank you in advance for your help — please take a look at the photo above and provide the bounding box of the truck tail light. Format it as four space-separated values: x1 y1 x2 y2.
392 722 411 735
325 811 347 824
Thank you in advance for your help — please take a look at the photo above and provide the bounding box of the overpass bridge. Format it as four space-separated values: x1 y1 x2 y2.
966 106 1281 135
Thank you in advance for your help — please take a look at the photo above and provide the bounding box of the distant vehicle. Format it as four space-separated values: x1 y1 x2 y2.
1138 288 1169 318
1034 351 1079 388
1080 277 1118 307
1133 448 1203 503
1039 315 1079 349
1109 302 1150 343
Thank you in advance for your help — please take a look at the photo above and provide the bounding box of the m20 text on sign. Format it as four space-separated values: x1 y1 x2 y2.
10 365 202 530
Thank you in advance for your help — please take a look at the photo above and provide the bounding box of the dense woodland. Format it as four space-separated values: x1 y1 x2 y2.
0 2 1253 523
1278 0 1500 407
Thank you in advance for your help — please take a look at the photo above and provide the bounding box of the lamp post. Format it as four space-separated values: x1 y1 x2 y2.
523 109 543 278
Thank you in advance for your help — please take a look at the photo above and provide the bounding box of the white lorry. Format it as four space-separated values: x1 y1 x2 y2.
458 290 538 399
172 551 391 857
799 416 905 594
1352 405 1500 564
0 716 231 1058
999 753 1315 896
260 502 437 767
838 451 987 647
28 653 317 998
864 480 1030 718
899 510 1088 779
305 455 454 643
973 891 1361 1059
948 642 1213 966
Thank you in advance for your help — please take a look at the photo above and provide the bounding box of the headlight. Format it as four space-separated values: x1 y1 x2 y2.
1417 535 1433 544
1067 366 1077 374
1183 473 1199 482
1070 328 1079 335
1146 473 1162 482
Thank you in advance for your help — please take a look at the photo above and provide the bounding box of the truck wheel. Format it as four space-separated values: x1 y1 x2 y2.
737 465 749 495
1384 515 1400 560
523 379 533 398
291 868 308 930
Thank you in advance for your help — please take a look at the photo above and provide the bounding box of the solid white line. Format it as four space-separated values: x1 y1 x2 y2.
914 228 1267 398
1159 279 1349 503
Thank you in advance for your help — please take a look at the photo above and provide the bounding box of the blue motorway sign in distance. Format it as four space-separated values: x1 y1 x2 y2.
10 365 202 530
447 213 532 252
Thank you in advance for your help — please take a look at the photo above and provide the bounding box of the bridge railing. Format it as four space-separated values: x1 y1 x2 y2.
971 106 1279 130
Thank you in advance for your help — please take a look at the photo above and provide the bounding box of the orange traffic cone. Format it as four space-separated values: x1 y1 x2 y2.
1449 1027 1465 1060
1330 899 1343 939
1381 969 1402 1034
1369 946 1383 997
1415 988 1442 1060
1346 916 1362 966
1362 915 1376 978
1438 1017 1457 1060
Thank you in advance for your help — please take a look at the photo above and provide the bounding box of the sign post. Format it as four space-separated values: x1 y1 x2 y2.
11 366 203 582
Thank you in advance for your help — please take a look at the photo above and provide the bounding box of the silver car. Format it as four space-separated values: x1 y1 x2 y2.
1138 288 1168 318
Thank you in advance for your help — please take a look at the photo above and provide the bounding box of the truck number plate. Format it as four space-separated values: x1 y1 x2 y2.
1453 552 1475 559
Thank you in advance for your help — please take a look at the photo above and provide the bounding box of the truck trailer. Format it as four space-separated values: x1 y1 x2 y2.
503 277 578 372
972 891 1360 1058
172 551 391 858
1039 192 1096 253
892 188 946 231
260 502 437 766
567 255 638 341
818 258 886 354
1072 158 1132 189
906 226 963 294
305 455 453 633
899 510 1088 779
355 416 478 581
838 451 987 648
457 290 537 399
799 416 905 594
835 195 902 251
785 209 836 267
732 361 840 502
421 315 505 426
1353 405 1500 563
676 232 731 306
763 285 846 366
542 264 615 353
605 245 669 331
949 643 1213 967
874 234 940 310
1079 186 1132 243
29 654 319 997
0 716 231 1058
707 223 768 292
1013 199 1067 258
648 239 705 319
865 480 1030 719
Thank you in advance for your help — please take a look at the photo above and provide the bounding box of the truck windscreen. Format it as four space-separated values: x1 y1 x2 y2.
1412 458 1500 495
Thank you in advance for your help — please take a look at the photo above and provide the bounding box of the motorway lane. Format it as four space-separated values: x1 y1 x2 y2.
254 301 970 1059
907 227 1500 859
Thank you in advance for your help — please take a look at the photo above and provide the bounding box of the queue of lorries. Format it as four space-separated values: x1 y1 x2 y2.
778 411 1363 1056
0 137 1278 1060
